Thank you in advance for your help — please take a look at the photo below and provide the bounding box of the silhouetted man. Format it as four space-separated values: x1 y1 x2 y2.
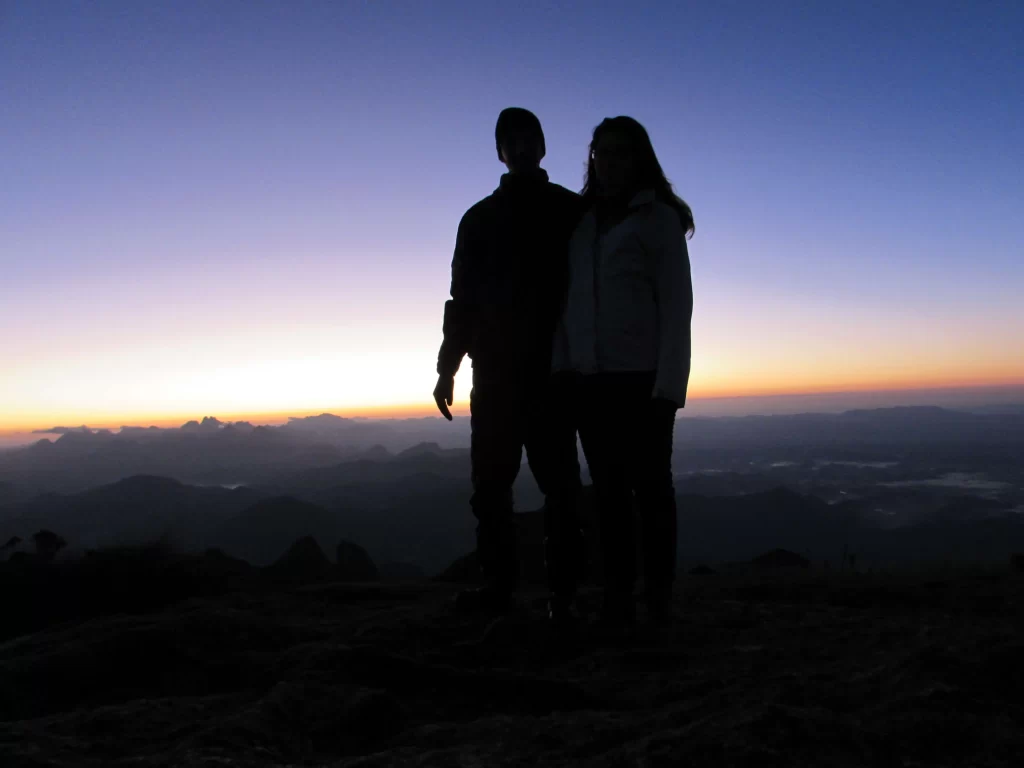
434 107 585 619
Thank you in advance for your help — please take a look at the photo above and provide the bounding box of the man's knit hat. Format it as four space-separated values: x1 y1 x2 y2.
495 107 545 159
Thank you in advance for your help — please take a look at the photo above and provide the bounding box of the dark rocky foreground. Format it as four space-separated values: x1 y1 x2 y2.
2 566 1024 767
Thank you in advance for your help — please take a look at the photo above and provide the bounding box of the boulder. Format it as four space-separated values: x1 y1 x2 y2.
336 540 378 581
264 536 335 586
32 530 67 560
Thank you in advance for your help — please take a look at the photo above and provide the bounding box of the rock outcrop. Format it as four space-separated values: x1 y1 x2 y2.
263 536 334 587
336 540 379 581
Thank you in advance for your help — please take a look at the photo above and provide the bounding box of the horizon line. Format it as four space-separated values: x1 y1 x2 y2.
3 381 1023 437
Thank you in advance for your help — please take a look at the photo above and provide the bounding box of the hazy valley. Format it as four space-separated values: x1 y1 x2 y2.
2 406 1022 575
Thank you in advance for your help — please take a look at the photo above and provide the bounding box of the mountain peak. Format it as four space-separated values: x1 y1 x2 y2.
397 441 444 459
283 413 355 431
106 475 187 493
181 417 224 433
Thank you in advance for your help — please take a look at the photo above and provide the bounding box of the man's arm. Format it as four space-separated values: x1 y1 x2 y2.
434 212 479 420
437 213 477 379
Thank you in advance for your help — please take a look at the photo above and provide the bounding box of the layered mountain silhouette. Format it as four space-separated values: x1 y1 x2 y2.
2 475 262 552
6 470 1023 591
1 414 473 493
5 407 1021 496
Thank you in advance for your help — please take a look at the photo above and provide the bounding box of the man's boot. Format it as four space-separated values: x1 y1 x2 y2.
544 527 585 625
456 514 517 616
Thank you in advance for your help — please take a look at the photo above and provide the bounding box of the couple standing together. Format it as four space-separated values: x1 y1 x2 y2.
433 108 694 629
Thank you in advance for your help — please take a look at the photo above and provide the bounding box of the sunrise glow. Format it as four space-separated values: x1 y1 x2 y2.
3 2 1022 439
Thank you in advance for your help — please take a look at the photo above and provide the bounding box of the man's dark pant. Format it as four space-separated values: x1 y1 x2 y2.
469 368 582 597
577 372 678 605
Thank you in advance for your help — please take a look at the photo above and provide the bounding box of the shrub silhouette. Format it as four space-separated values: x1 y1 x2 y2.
32 530 67 560
1 536 21 553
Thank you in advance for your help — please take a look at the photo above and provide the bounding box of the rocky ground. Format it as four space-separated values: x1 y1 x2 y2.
2 565 1024 767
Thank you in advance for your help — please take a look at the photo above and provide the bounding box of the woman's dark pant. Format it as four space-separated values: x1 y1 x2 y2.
577 372 678 605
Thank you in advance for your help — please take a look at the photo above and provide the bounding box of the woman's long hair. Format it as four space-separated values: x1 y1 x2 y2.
582 116 694 239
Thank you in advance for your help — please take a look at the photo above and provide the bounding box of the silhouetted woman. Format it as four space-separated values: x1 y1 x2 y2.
553 116 694 627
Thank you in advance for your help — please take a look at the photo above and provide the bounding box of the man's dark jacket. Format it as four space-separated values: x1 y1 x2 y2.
437 169 585 380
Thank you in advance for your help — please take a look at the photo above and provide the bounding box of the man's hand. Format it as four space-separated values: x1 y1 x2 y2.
433 374 455 421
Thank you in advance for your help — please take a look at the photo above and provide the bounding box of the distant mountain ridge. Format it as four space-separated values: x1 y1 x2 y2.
6 405 1021 496
25 405 1024 443
5 413 477 493
2 405 1020 573
2 475 263 552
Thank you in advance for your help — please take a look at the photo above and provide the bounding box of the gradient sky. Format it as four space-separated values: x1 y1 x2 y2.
2 0 1022 433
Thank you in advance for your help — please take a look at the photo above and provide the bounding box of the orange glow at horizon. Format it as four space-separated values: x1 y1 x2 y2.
3 279 1023 436
4 375 1023 437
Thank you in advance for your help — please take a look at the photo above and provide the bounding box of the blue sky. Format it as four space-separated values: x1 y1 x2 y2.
1 0 1022 431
